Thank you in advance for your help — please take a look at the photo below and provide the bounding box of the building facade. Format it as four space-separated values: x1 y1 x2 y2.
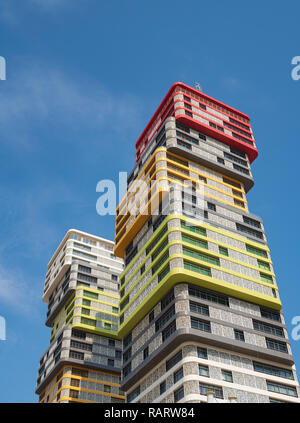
36 229 125 403
114 82 300 403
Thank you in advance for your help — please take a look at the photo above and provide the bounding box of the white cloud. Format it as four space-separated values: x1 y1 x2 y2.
0 262 40 316
0 63 142 148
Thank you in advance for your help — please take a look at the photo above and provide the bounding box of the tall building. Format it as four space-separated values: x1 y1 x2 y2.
36 229 125 403
114 82 300 403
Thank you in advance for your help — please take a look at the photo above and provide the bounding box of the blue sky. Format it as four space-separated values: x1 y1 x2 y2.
0 0 299 402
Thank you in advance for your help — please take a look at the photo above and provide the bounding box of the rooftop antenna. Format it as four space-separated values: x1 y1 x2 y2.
195 81 202 92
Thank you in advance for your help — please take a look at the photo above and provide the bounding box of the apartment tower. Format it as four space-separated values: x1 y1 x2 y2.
36 230 125 403
114 82 300 403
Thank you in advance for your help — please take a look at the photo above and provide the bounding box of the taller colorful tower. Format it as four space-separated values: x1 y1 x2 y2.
114 82 300 403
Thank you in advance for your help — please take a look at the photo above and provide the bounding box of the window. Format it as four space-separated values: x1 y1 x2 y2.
199 383 223 399
123 333 132 348
73 250 97 261
260 307 281 322
127 386 140 403
219 246 228 256
104 385 111 393
143 346 149 360
253 320 284 337
72 367 88 378
257 260 270 271
162 320 176 341
260 272 273 284
78 265 91 273
78 273 97 283
176 121 190 133
174 386 184 402
217 157 225 165
184 260 211 276
69 389 79 399
115 350 122 359
189 285 229 307
222 177 241 189
222 370 233 382
253 361 293 380
151 239 168 262
158 264 170 282
70 378 80 387
234 329 245 342
74 242 91 251
233 164 250 175
181 221 206 236
108 358 115 367
71 329 86 340
152 252 169 275
234 199 245 208
112 307 118 313
82 299 91 307
104 322 112 330
70 340 92 351
80 317 96 326
140 264 145 275
190 301 209 316
197 347 208 359
199 365 209 377
207 202 216 212
161 289 175 310
267 381 297 397
243 216 261 229
81 308 90 315
112 274 118 281
199 133 206 140
246 244 268 258
155 305 175 332
166 350 182 371
174 367 184 383
123 362 131 377
269 398 288 403
191 317 211 333
266 338 288 353
160 381 166 395
236 223 263 239
224 152 248 167
149 310 154 323
182 233 208 249
123 348 131 362
69 350 84 360
230 146 246 158
178 139 192 150
83 290 98 299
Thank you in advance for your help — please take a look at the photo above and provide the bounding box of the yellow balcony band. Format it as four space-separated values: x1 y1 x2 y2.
116 164 247 235
120 214 270 279
120 251 277 313
117 147 245 213
120 236 275 297
39 372 122 403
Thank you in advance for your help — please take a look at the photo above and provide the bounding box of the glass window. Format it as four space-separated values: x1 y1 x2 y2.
174 367 184 384
174 386 184 402
197 347 208 359
199 365 209 377
222 370 233 382
234 329 245 342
